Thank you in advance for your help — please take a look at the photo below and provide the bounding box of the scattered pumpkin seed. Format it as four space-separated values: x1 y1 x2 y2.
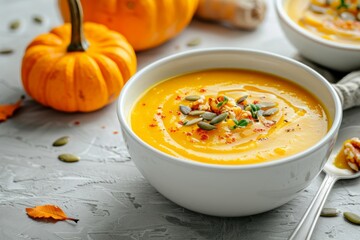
263 108 279 116
340 12 355 21
0 49 14 55
52 136 69 147
185 95 201 101
344 212 360 225
238 104 245 110
310 4 327 14
257 110 264 118
189 110 205 116
236 95 248 104
9 20 20 30
179 105 191 115
58 153 79 162
257 102 276 108
183 118 203 126
198 121 216 131
201 112 217 121
210 112 228 125
33 16 43 24
186 38 201 47
320 208 339 217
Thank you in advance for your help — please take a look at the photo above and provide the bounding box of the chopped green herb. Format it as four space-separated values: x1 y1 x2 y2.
249 104 261 119
230 119 250 130
337 0 349 9
217 96 229 108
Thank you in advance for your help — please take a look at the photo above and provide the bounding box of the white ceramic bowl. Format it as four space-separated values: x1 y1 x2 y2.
117 48 342 217
275 0 360 72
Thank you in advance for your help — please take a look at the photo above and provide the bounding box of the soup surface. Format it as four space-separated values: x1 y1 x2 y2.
131 69 329 165
286 0 360 45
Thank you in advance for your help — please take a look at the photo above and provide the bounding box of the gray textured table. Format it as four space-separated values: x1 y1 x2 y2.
1 0 359 239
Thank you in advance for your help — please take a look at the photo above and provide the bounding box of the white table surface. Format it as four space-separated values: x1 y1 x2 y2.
1 0 360 239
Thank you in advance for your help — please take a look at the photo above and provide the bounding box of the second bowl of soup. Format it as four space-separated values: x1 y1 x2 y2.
117 48 342 216
275 0 360 71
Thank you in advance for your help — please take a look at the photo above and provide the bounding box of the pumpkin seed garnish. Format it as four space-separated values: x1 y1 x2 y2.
236 95 248 105
198 121 216 131
210 112 228 125
340 11 355 21
201 112 217 121
257 102 276 108
310 4 327 14
9 20 20 30
33 16 43 24
187 38 201 47
257 110 264 118
52 136 69 147
183 117 203 126
344 212 360 225
320 208 339 217
0 49 14 55
58 153 79 163
238 104 245 110
185 95 201 101
179 105 191 115
189 110 205 116
263 108 279 116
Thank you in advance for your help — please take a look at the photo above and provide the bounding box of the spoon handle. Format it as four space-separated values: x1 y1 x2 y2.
289 174 338 240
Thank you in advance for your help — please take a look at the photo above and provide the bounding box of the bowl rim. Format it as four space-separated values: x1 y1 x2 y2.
275 0 360 51
117 48 342 170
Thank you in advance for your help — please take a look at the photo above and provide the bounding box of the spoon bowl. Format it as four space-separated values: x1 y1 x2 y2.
289 126 360 240
324 126 360 179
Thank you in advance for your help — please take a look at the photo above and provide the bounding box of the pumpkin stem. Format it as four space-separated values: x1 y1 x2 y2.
67 0 89 52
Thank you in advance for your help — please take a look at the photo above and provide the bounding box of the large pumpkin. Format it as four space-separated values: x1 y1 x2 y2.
22 0 136 112
58 0 199 51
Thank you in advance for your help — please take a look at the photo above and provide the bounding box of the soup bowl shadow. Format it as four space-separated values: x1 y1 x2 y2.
275 0 360 72
117 48 342 217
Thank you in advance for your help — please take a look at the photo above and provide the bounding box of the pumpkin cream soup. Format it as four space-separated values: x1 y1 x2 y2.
286 0 360 45
131 69 329 165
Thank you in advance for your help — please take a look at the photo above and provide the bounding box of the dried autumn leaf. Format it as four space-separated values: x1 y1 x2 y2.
0 96 24 122
26 205 79 223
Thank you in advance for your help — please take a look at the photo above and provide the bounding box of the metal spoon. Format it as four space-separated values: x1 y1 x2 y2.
289 126 360 240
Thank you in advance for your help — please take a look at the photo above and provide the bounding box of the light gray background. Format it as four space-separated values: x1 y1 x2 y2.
0 0 359 239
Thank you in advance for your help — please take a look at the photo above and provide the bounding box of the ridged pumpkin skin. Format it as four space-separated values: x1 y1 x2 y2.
21 23 136 112
59 0 199 51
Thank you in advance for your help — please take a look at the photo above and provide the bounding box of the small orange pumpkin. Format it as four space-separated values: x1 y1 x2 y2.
58 0 199 51
22 0 136 112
